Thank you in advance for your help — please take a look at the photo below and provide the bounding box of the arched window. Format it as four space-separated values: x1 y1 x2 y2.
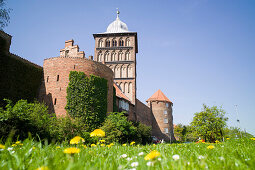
105 39 110 47
46 76 49 83
125 51 130 60
98 39 103 47
124 83 128 94
112 39 117 47
105 52 110 61
112 52 116 61
126 38 130 46
119 52 123 61
122 66 127 78
65 50 69 57
98 53 103 62
128 66 133 77
54 98 57 105
119 39 124 46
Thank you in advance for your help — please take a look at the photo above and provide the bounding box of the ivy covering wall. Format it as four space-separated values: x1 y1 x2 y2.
0 36 43 108
65 71 108 131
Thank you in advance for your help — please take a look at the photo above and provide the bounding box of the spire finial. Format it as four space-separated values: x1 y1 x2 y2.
116 8 120 19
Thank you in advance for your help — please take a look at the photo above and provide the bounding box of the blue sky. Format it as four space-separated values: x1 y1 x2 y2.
4 0 255 135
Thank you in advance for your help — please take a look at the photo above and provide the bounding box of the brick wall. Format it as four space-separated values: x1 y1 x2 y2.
38 56 113 116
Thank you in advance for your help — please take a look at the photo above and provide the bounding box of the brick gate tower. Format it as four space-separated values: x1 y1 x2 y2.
93 10 138 104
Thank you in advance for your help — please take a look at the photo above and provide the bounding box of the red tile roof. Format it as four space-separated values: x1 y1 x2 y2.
146 89 172 103
113 83 131 102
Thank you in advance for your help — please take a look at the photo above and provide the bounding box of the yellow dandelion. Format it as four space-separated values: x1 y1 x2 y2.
63 147 80 154
122 144 127 146
100 140 105 143
91 144 96 147
90 129 105 137
226 138 230 140
82 145 87 148
56 146 61 149
215 140 220 143
207 145 215 149
70 136 85 144
15 141 21 144
144 150 160 160
36 166 49 170
250 138 255 141
33 146 36 150
100 144 105 147
0 144 5 149
12 144 17 147
107 144 111 148
153 144 156 146
130 141 135 145
110 143 114 146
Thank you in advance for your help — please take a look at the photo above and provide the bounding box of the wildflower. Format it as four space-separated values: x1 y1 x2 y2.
90 129 105 137
63 147 80 154
100 139 105 143
131 162 139 167
12 144 17 147
144 150 160 160
138 152 144 156
153 144 156 146
100 144 105 147
7 147 13 151
122 144 127 146
33 146 36 150
146 161 153 166
91 144 96 147
56 146 61 149
215 140 220 143
187 162 190 165
250 138 255 141
198 155 204 159
127 157 133 161
130 141 135 145
172 154 180 161
120 154 127 158
219 156 224 160
82 145 87 148
226 138 230 140
207 145 215 149
36 166 49 170
158 158 161 161
70 136 85 144
110 143 114 146
0 144 5 149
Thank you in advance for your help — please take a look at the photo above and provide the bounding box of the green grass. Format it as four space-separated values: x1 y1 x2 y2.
0 138 254 170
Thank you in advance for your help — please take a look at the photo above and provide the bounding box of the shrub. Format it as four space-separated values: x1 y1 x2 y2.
101 112 151 144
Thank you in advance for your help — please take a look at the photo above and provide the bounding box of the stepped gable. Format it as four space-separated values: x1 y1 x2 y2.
146 89 172 103
114 83 131 102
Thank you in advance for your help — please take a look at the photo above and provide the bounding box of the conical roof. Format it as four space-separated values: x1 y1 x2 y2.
146 89 172 103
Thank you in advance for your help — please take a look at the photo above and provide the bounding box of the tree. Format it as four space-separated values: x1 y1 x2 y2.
174 124 198 142
0 0 11 30
191 104 228 142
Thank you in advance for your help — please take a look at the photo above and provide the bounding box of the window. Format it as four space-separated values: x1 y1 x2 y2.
57 75 59 81
65 50 69 57
164 128 169 133
74 65 76 69
119 39 124 46
126 38 130 46
164 110 167 115
112 40 117 47
105 40 110 47
125 52 130 60
166 103 169 107
46 76 49 82
98 39 103 47
164 118 168 124
54 98 57 105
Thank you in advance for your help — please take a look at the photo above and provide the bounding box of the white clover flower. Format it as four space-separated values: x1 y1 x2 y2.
7 147 13 151
146 161 153 166
187 162 190 165
127 157 133 161
10 151 15 154
0 149 4 151
158 157 162 161
129 168 136 170
219 157 224 161
198 155 204 159
131 162 139 167
172 154 180 161
138 152 144 156
120 154 127 158
235 162 239 167
133 156 137 159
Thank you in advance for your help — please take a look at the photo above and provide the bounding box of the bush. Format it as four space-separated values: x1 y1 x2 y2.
101 112 151 144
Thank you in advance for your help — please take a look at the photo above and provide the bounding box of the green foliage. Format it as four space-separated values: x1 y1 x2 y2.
191 104 228 143
0 37 43 108
224 127 253 139
174 124 198 142
0 0 11 30
113 86 118 112
65 71 108 132
101 112 151 144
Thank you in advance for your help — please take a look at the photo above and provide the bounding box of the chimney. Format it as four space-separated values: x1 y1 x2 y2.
65 39 74 47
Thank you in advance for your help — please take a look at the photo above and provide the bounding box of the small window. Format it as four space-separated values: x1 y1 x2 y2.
60 87 61 91
65 50 69 57
74 65 76 69
54 98 57 105
166 103 169 107
57 75 59 81
47 76 49 82
164 110 167 115
106 40 110 47
164 128 169 133
119 39 124 46
164 118 168 124
112 40 117 47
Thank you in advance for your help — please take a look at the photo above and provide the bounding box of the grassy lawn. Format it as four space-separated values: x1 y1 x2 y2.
0 138 254 170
